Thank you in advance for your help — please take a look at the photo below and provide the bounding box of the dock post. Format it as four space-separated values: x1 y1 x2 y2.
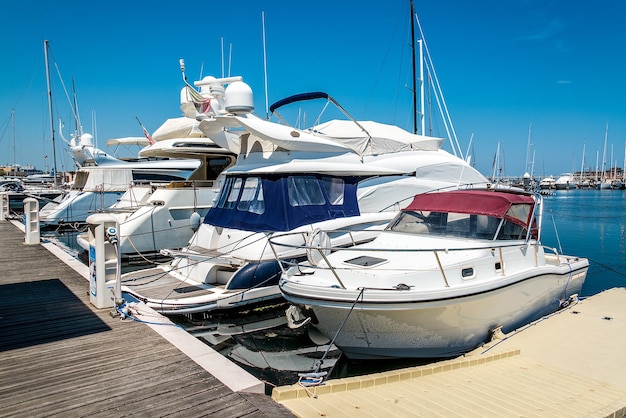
0 192 7 220
23 198 40 245
86 214 121 309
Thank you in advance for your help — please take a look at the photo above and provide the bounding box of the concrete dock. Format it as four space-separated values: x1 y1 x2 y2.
272 288 626 417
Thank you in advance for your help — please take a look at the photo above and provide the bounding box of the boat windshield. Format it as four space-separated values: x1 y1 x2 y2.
386 210 527 241
205 174 360 232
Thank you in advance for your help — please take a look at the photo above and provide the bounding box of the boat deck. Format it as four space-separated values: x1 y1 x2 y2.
0 220 294 417
273 287 626 417
122 267 223 302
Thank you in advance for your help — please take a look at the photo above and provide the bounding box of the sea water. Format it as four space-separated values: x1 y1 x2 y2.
539 189 626 296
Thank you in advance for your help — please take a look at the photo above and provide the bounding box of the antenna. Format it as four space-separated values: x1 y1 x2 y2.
179 58 186 81
221 37 224 78
262 11 269 120
228 42 233 77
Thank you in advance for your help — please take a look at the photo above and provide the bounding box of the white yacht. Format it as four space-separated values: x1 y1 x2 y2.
555 173 574 190
99 137 234 257
38 159 199 228
121 92 488 314
539 176 555 190
277 188 589 359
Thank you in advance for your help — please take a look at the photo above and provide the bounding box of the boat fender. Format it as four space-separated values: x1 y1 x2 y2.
559 293 579 309
286 305 311 329
189 211 201 231
489 325 505 341
297 371 327 388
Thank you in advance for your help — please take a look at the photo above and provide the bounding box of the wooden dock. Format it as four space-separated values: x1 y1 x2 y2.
0 220 294 417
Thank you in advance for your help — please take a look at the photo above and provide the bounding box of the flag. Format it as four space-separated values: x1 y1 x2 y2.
136 116 155 145
185 85 211 115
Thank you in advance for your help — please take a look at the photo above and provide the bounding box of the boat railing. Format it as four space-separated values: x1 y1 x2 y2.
268 229 547 289
542 245 561 265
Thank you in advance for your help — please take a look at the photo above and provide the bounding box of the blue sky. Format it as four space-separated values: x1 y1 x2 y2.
1 0 625 179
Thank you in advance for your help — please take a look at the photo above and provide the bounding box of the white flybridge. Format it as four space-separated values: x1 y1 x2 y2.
121 89 489 315
76 72 250 257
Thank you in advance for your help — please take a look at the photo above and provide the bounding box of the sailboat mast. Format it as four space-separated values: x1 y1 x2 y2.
580 143 586 182
524 123 532 174
44 40 58 188
601 123 608 181
11 108 16 169
410 0 417 134
71 77 83 138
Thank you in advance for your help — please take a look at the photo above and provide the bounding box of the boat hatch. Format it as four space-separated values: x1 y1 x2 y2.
343 255 387 267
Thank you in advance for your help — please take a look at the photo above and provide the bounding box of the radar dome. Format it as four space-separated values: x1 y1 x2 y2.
80 133 94 146
225 81 254 114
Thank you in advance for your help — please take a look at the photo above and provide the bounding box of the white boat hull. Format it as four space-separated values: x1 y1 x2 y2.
282 262 587 359
39 190 125 227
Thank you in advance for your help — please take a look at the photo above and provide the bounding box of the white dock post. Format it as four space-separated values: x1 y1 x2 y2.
23 198 40 245
86 214 121 309
0 192 7 220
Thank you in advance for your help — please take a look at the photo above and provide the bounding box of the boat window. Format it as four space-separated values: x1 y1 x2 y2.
386 211 430 234
322 177 344 205
496 219 525 240
72 171 89 190
227 178 243 209
205 157 234 180
215 177 234 208
216 177 243 209
388 210 526 240
237 177 264 214
506 204 531 226
132 172 189 182
288 176 325 206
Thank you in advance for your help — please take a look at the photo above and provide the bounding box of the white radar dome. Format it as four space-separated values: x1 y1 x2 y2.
225 81 254 114
80 133 94 146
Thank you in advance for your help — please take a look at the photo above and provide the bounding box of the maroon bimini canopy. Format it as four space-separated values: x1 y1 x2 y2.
403 189 536 228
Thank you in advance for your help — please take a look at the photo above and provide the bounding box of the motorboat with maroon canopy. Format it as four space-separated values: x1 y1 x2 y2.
276 188 589 359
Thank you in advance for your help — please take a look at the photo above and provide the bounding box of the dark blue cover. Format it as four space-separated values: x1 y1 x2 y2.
205 174 360 232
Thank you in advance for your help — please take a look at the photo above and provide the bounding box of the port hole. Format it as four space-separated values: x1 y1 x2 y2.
461 268 474 278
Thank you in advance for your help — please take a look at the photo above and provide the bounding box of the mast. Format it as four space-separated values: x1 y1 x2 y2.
409 0 425 135
410 0 417 134
44 40 58 188
580 143 586 183
71 77 83 139
11 109 16 169
601 123 608 182
524 123 532 175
